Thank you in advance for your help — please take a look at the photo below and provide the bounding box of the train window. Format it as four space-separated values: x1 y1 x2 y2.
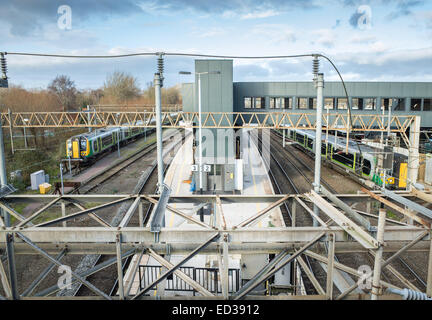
244 97 252 109
80 139 87 150
93 140 99 153
424 99 432 111
101 134 113 148
362 159 371 175
324 98 334 110
284 97 292 109
337 98 348 110
410 99 421 111
364 98 376 110
297 98 308 109
332 148 354 168
307 137 313 149
352 98 363 110
296 133 304 144
321 144 327 155
394 98 405 111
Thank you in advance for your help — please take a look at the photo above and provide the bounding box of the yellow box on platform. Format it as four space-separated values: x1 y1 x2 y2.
39 183 51 194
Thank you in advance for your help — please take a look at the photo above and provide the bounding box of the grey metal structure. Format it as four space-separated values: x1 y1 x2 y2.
182 68 432 128
0 191 431 300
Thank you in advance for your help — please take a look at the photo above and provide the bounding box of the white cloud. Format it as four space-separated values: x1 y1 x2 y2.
251 24 297 44
311 29 336 48
240 9 280 19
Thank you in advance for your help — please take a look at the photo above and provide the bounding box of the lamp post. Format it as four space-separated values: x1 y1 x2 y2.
23 118 28 149
179 70 220 195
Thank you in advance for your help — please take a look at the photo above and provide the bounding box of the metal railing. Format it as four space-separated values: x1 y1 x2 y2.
138 265 240 295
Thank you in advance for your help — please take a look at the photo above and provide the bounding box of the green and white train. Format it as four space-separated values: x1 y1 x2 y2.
288 129 409 189
66 121 153 161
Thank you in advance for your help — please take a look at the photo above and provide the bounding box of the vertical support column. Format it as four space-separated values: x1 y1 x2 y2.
61 201 67 227
408 115 420 191
138 201 144 228
87 105 91 133
427 236 432 298
59 163 64 195
8 109 14 155
371 208 386 300
116 233 125 300
0 121 6 188
291 199 296 227
154 73 164 194
0 121 18 299
326 233 335 300
221 238 229 299
313 73 324 227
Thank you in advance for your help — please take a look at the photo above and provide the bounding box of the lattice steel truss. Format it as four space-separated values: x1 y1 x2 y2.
0 111 417 132
0 192 431 300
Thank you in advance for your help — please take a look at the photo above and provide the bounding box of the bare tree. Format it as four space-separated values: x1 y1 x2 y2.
103 71 140 103
48 75 77 111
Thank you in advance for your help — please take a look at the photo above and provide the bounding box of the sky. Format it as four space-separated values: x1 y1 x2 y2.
1 0 432 90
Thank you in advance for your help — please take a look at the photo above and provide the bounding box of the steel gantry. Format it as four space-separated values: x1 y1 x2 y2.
0 192 431 300
0 111 417 131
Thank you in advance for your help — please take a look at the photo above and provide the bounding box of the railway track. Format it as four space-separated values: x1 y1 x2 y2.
74 132 175 194
61 130 189 297
267 129 429 296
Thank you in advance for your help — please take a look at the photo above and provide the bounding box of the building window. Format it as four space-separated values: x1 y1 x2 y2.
324 98 334 110
393 98 405 111
244 97 252 109
411 98 421 111
423 99 432 111
284 97 292 109
244 97 265 109
364 98 376 110
337 98 348 110
270 97 285 109
352 98 363 110
254 97 265 109
297 98 308 109
309 98 317 109
381 98 394 111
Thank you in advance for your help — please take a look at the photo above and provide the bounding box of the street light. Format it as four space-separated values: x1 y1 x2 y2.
179 70 221 197
23 118 28 149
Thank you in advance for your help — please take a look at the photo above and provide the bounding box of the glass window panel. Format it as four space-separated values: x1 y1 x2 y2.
364 98 376 110
324 98 334 110
394 98 405 111
298 98 308 109
244 97 252 109
423 99 432 111
411 98 421 111
337 98 348 110
270 97 275 109
285 97 292 109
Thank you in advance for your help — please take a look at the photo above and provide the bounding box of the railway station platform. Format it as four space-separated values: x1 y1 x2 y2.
124 128 286 297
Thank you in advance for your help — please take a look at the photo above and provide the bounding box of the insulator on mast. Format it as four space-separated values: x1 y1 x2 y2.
1 52 7 80
312 55 320 76
157 52 164 87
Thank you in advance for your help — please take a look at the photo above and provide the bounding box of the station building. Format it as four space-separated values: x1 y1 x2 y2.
181 59 432 192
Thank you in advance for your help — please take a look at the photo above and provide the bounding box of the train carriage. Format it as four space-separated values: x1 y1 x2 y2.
66 121 152 161
288 129 408 189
